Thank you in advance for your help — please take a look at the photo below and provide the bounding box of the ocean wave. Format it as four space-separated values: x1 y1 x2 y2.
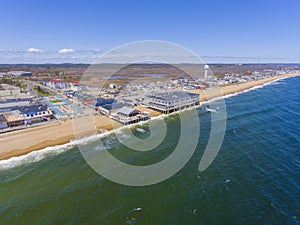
0 143 74 171
0 75 298 171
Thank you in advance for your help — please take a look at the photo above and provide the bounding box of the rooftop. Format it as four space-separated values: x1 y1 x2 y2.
0 98 32 104
4 110 22 122
101 102 132 111
51 79 67 83
149 91 199 102
18 104 48 115
117 106 140 116
0 104 48 114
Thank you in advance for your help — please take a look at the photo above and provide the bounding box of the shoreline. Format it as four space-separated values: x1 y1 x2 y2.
0 72 299 161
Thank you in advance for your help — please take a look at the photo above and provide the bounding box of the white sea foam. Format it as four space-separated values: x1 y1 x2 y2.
133 207 143 211
0 75 298 171
0 143 73 171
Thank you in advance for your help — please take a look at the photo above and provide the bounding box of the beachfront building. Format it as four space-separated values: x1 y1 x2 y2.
98 102 133 116
19 105 52 124
146 91 200 114
111 106 149 125
0 115 8 129
3 110 24 127
2 104 52 127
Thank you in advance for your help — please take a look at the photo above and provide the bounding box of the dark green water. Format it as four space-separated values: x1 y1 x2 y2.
0 76 299 225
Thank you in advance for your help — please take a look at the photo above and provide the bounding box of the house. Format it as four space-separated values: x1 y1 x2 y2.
0 115 8 129
146 91 199 114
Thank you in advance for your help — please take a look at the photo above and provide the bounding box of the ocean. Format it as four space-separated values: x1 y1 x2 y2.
0 76 299 225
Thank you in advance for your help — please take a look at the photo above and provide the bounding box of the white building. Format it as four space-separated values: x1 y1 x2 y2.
111 106 149 125
44 79 68 90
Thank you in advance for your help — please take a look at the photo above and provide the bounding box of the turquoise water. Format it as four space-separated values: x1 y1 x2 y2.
0 76 299 224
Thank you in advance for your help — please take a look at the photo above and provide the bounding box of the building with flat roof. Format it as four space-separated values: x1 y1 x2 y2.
3 110 24 127
98 102 132 116
2 104 52 127
95 98 116 107
146 91 199 114
0 98 32 110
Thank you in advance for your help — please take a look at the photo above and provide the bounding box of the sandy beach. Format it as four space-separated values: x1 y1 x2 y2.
195 73 300 102
0 73 299 160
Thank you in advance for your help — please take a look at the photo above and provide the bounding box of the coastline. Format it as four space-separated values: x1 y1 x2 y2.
0 72 299 161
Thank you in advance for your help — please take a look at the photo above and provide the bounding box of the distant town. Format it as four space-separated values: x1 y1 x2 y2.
0 64 299 132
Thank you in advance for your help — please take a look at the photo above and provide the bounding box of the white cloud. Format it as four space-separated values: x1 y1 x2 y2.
58 48 75 54
27 48 43 53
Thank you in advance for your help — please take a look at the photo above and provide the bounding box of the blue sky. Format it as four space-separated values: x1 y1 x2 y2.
0 0 300 63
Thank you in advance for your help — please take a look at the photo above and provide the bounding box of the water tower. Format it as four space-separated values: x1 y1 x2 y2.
204 65 209 79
